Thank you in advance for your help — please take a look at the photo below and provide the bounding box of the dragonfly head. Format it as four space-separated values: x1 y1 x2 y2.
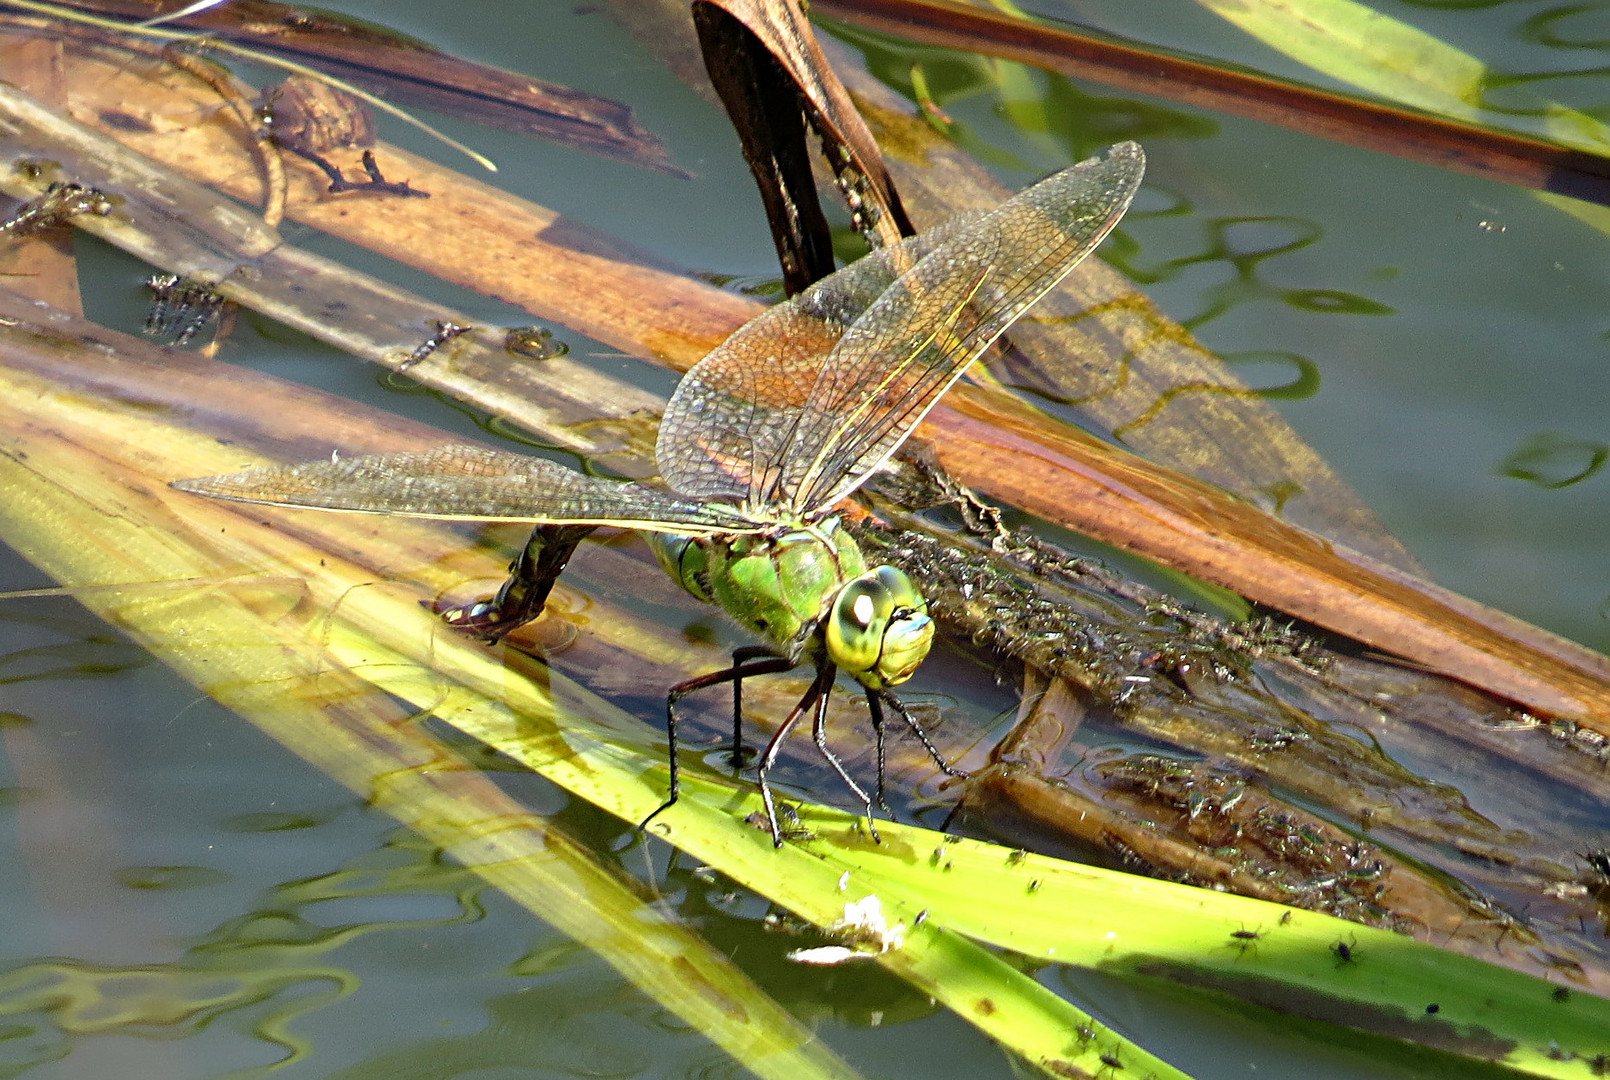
826 565 933 689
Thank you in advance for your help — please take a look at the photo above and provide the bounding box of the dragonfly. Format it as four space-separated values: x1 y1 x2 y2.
174 141 1145 843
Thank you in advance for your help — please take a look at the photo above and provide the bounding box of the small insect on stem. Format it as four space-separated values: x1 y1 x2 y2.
400 320 471 371
0 181 114 238
144 274 229 348
1229 925 1263 956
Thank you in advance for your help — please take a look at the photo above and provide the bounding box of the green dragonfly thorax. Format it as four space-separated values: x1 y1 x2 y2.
650 516 934 689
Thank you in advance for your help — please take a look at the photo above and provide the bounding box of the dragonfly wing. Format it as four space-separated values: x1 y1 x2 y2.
655 208 988 507
780 141 1145 514
654 298 845 507
173 445 763 535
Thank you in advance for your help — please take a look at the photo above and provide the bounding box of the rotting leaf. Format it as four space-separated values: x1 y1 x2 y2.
694 1 839 293
695 0 913 268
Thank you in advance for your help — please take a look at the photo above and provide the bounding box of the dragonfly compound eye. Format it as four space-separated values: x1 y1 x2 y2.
827 566 933 688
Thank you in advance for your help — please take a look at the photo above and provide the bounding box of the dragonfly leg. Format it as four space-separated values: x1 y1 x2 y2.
863 689 894 817
729 645 777 768
755 663 835 847
875 688 968 778
640 652 794 838
806 668 880 842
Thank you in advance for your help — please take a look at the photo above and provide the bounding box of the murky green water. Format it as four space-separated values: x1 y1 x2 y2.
1 0 1606 1078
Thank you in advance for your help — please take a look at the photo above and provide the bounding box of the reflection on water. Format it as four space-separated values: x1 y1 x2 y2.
1114 212 1394 327
0 634 150 688
0 791 744 1080
1497 431 1609 488
0 821 478 1076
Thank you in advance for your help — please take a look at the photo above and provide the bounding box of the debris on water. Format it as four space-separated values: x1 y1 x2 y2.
787 894 907 964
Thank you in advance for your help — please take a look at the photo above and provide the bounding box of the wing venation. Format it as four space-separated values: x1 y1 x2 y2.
654 142 1146 518
173 445 764 535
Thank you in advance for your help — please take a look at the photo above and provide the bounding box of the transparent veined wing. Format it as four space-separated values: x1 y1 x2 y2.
778 141 1145 515
653 228 937 510
173 445 766 535
653 295 850 509
654 142 1143 518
